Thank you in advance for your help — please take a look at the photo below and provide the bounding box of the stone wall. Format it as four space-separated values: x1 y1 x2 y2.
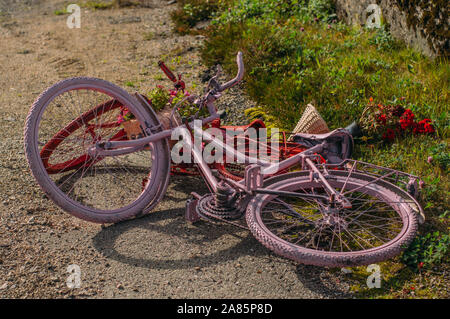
333 0 448 57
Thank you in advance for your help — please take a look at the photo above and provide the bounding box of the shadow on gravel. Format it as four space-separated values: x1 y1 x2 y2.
295 265 354 298
92 207 268 270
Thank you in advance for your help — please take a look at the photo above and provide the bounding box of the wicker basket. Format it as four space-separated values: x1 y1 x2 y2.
291 104 330 135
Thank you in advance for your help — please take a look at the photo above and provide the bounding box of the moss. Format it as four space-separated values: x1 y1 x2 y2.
395 0 449 57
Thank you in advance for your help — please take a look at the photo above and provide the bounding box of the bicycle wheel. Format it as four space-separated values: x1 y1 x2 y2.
246 170 419 267
24 77 170 223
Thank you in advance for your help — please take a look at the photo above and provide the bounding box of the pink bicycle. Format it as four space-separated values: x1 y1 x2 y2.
24 52 424 267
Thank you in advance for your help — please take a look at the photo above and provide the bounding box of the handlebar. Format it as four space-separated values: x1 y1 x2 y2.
218 51 244 92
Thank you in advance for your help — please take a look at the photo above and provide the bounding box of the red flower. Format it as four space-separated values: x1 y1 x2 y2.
399 109 415 130
382 128 395 141
413 118 435 134
377 114 387 125
418 262 424 269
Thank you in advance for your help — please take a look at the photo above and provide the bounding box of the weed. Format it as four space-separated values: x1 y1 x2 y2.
401 232 450 270
429 142 449 172
124 81 136 88
81 1 114 10
143 31 154 41
368 25 396 51
54 9 68 15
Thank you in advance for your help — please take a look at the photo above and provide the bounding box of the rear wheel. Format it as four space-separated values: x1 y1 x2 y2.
24 77 170 223
246 171 419 267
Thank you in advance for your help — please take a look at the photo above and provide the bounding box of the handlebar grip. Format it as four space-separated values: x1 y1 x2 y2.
219 51 244 92
158 60 177 83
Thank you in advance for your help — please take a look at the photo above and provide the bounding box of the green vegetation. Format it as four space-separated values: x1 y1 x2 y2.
142 31 154 41
82 1 115 10
172 0 449 298
402 231 450 269
124 80 136 88
78 0 145 11
171 0 228 34
54 8 69 15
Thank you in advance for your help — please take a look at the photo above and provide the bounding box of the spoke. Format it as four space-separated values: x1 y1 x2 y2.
315 224 326 250
349 220 400 237
342 228 371 250
292 227 317 245
339 161 357 195
341 171 396 196
348 223 394 244
329 226 336 251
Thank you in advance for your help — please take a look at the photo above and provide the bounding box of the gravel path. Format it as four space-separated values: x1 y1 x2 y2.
0 0 354 298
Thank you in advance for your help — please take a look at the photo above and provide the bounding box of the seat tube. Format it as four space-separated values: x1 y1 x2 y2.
188 121 219 193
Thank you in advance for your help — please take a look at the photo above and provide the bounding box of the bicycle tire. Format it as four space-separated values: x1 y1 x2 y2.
246 170 419 267
24 77 170 223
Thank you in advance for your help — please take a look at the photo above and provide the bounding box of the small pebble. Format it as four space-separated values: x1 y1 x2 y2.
341 268 353 274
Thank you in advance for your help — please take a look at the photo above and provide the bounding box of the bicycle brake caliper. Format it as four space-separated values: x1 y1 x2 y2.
245 164 263 192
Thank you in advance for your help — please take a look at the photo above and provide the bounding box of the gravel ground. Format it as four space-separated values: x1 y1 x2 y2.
0 0 355 298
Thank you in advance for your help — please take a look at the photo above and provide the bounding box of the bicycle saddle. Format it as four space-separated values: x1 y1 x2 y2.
292 128 354 164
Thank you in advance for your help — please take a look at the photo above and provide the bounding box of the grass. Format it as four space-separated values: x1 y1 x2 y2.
54 9 68 15
142 31 154 41
124 80 137 88
172 0 450 298
82 1 114 10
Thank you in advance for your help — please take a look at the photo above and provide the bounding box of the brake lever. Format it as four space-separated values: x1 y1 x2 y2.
207 76 221 92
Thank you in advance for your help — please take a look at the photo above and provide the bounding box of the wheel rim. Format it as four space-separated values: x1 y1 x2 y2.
35 86 155 212
40 99 126 174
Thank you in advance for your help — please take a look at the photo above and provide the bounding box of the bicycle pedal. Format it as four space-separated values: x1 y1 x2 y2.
185 197 200 223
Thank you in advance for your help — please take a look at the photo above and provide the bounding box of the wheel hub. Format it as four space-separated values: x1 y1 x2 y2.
316 209 348 230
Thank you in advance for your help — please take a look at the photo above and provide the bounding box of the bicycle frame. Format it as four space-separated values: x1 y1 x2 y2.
89 93 351 208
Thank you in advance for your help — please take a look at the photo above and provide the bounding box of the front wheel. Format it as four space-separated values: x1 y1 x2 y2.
246 171 419 267
24 77 170 223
